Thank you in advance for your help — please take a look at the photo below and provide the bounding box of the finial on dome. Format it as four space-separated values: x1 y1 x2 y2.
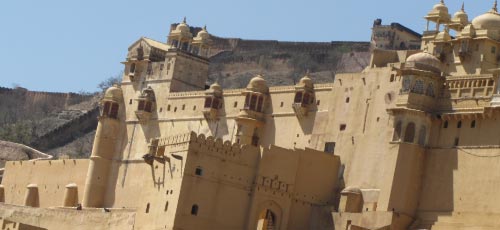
182 16 187 23
440 0 444 4
461 2 464 11
491 0 499 13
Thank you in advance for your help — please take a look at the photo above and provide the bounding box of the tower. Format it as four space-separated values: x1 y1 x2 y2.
165 18 211 92
82 85 123 208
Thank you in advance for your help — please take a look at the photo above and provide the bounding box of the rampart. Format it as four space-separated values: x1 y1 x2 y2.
30 106 99 151
2 159 90 207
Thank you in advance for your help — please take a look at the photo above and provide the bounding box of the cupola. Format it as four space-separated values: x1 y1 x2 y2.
472 1 500 30
293 74 316 118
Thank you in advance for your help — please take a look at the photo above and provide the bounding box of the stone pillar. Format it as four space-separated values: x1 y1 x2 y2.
24 184 39 207
63 183 78 207
82 118 118 208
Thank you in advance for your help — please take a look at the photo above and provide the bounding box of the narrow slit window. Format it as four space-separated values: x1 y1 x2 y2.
191 205 199 216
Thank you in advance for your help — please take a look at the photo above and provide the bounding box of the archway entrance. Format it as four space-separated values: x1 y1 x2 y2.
256 209 276 230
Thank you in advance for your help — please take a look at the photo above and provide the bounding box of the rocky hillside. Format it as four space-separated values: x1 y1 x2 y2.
0 36 372 159
207 36 371 88
0 87 99 158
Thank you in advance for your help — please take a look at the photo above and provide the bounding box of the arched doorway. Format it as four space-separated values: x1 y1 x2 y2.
257 209 276 230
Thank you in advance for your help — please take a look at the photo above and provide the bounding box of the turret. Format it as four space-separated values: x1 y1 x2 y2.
292 74 315 118
424 0 451 32
235 75 269 146
82 85 123 208
203 82 223 120
449 3 469 31
167 17 193 51
191 26 212 58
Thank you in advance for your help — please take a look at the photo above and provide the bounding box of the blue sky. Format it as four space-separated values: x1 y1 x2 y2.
0 0 495 92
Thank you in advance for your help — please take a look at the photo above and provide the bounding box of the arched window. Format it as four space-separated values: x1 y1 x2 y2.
146 203 150 213
250 94 257 110
102 101 119 119
471 120 476 128
294 91 303 103
257 96 264 112
204 97 212 108
443 120 448 128
212 97 220 109
412 80 425 94
130 63 136 73
191 204 199 216
404 122 416 143
392 121 402 141
303 93 310 106
402 76 411 92
244 94 251 109
457 120 462 128
418 125 426 145
426 83 435 97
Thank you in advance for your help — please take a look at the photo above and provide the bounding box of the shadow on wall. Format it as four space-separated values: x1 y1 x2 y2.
416 148 458 227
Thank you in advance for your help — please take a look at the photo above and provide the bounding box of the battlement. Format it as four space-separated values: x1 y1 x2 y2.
188 132 249 156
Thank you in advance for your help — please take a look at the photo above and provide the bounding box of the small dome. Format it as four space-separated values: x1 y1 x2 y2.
426 0 451 22
297 75 314 89
196 26 210 40
452 4 468 25
341 186 362 195
247 74 268 93
104 84 123 102
432 1 448 13
406 52 442 73
209 82 222 92
175 17 190 33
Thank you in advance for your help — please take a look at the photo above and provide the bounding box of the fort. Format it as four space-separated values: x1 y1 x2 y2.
3 1 500 229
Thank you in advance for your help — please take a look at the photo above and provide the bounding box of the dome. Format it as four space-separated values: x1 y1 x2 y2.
452 4 468 25
426 0 451 22
297 74 314 89
247 75 268 93
196 26 210 40
433 1 448 12
472 9 500 30
209 82 222 92
104 84 123 102
175 17 190 33
406 52 442 73
341 186 362 195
